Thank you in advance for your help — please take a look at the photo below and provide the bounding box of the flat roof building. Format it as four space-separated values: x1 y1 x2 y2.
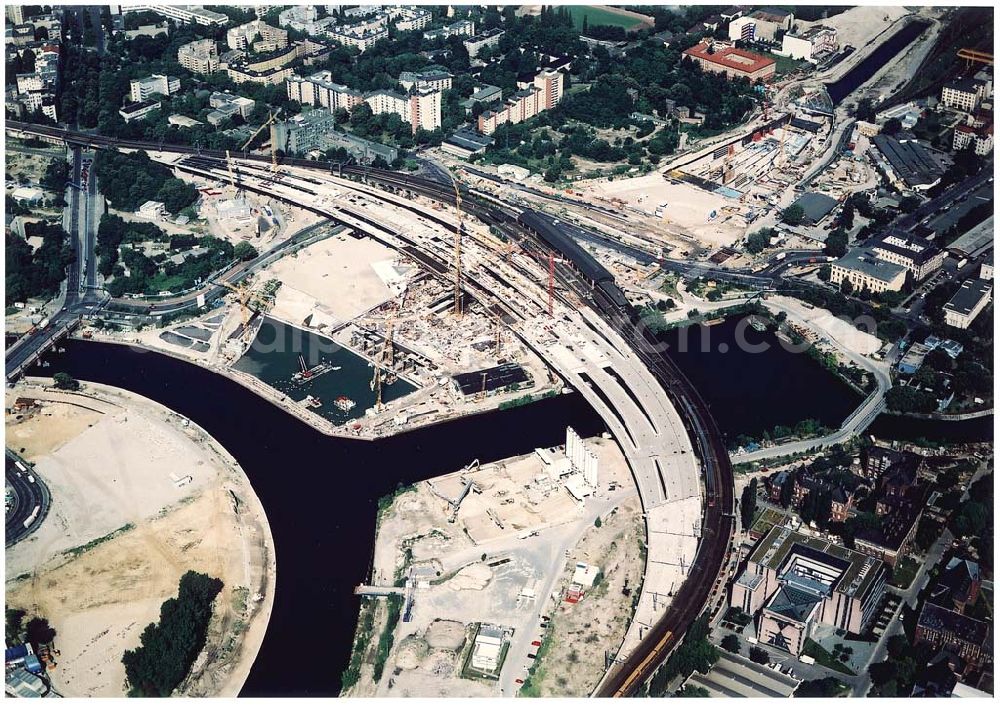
731 526 887 655
790 192 838 225
683 41 776 82
118 99 161 123
870 134 944 191
830 250 908 294
943 278 992 329
869 229 946 281
440 128 494 160
178 38 219 75
123 4 228 26
464 28 505 60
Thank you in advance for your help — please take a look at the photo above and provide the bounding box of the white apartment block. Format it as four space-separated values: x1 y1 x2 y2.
178 38 219 74
129 74 180 103
123 5 228 26
941 78 988 112
477 69 563 135
423 18 475 41
943 279 992 329
399 67 453 92
464 28 504 59
227 20 288 52
953 124 994 155
395 7 431 32
328 25 388 52
364 87 442 133
781 25 837 61
287 71 365 112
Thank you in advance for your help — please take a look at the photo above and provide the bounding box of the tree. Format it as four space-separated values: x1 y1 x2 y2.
25 617 56 646
748 646 769 664
883 117 902 136
6 608 25 644
53 372 81 391
840 278 854 295
740 479 757 531
781 205 805 226
795 677 846 697
721 634 741 653
824 229 848 258
745 229 773 254
233 241 258 261
779 474 794 509
818 264 832 281
122 571 224 697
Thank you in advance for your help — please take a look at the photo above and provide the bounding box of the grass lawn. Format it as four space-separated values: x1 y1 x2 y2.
767 52 807 76
566 6 645 31
889 556 921 590
802 638 855 676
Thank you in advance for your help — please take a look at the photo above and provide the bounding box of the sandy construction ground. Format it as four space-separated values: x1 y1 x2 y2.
5 381 274 698
264 233 397 328
579 173 746 248
801 6 911 53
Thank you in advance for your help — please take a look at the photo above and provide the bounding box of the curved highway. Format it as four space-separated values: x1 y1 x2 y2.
5 449 51 547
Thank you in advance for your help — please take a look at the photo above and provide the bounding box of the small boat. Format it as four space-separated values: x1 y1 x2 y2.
332 366 342 371
302 395 323 409
749 316 767 332
334 396 356 412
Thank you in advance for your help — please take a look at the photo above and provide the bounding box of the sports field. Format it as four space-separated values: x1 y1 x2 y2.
566 6 654 31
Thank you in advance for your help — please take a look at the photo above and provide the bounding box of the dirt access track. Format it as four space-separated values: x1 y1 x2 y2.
5 380 274 697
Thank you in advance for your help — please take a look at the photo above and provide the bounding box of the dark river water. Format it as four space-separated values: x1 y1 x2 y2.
826 19 930 104
28 317 990 694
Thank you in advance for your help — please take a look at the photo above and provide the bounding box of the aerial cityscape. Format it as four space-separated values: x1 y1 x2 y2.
3 2 994 699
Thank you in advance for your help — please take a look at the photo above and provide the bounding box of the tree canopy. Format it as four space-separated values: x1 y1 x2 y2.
122 571 224 697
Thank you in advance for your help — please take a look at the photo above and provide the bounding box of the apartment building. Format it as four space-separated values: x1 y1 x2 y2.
364 86 442 133
227 20 288 52
953 123 994 155
395 7 431 32
781 25 838 61
178 38 219 74
399 66 453 92
464 28 505 59
328 25 388 52
477 69 565 134
122 4 228 26
129 74 180 103
208 91 256 120
941 77 990 112
287 71 365 113
423 18 475 41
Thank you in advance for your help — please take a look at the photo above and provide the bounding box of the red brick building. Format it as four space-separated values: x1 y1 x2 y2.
682 40 776 82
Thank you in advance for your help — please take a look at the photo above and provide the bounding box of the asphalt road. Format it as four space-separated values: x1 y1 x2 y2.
5 450 51 548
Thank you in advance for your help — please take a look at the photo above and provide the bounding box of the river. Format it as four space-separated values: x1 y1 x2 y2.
31 325 990 694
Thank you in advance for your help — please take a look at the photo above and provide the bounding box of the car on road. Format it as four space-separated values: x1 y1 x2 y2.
527 653 536 659
531 640 541 647
515 679 524 685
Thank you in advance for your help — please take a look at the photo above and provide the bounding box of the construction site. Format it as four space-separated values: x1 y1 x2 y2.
107 148 563 439
343 428 642 697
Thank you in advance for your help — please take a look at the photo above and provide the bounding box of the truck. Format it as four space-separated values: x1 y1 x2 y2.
798 654 816 665
775 252 787 261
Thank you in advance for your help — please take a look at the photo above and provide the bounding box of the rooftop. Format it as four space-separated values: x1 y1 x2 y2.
918 601 990 646
943 278 993 316
834 249 908 283
791 192 838 223
749 525 885 600
765 584 822 623
870 229 942 265
683 41 776 75
872 134 944 187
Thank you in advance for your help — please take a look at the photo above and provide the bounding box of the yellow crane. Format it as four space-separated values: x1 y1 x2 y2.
225 108 284 187
215 277 272 344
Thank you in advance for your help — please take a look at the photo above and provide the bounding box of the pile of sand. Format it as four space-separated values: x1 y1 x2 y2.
447 563 492 591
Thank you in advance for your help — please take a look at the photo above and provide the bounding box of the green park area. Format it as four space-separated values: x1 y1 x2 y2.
566 6 649 31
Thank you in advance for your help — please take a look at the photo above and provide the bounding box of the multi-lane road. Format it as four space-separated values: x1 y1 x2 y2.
5 449 51 547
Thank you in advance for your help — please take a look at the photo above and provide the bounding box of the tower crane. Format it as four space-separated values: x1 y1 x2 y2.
215 277 273 344
225 109 284 193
